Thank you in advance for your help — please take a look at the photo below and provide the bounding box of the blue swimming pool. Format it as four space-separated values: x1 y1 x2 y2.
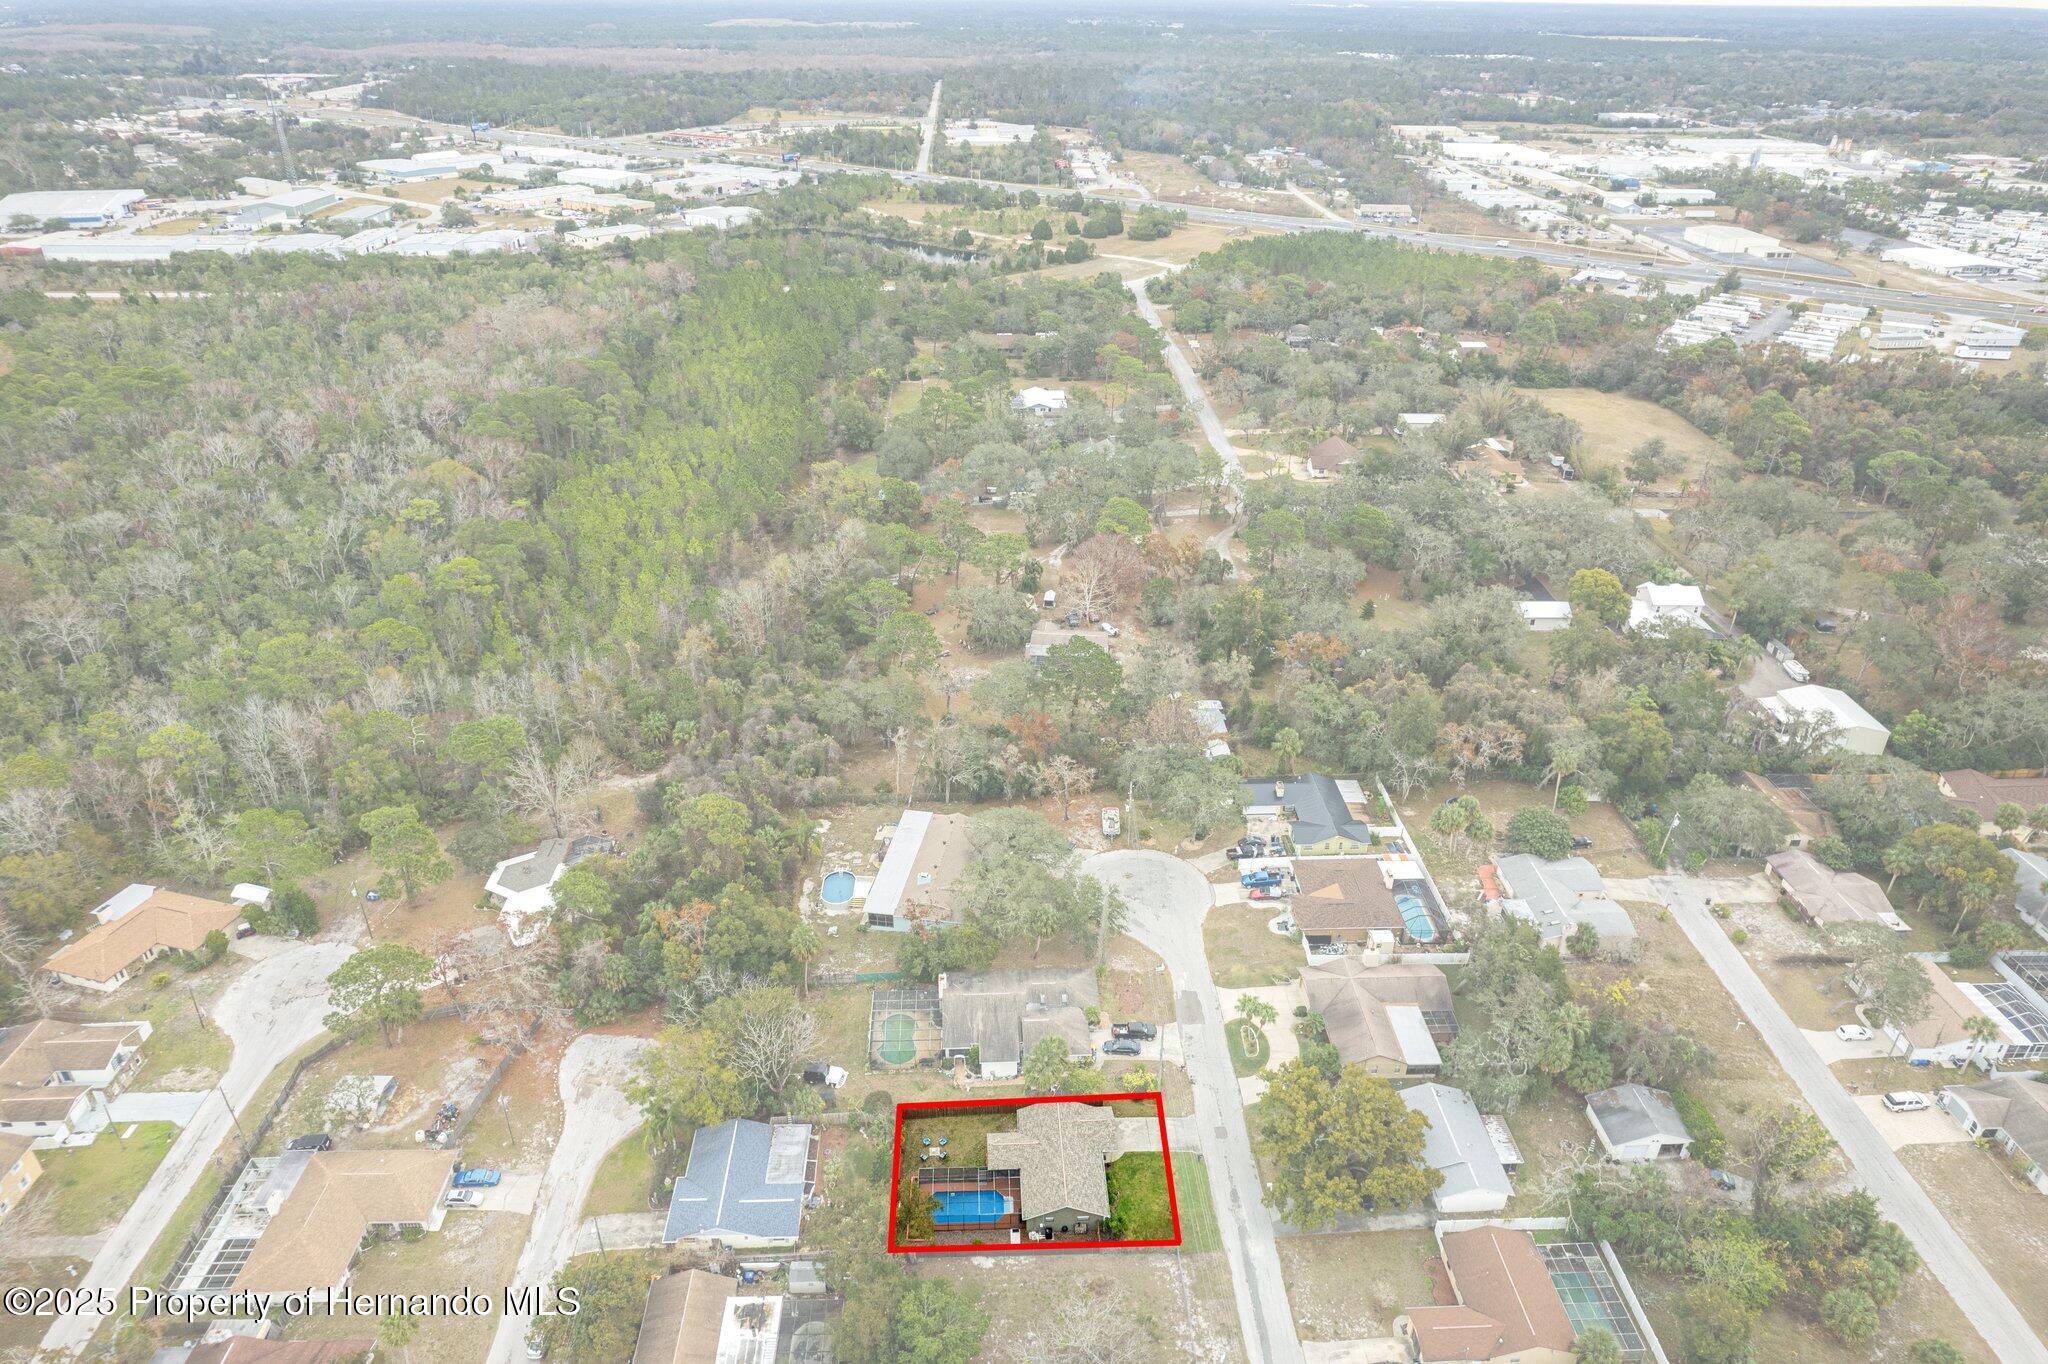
932 1189 1011 1225
821 870 856 905
1395 893 1437 943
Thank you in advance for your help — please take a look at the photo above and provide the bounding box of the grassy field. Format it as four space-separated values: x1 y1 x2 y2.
30 1123 176 1234
1900 1142 2048 1342
1106 1152 1178 1240
581 1129 656 1219
1277 1228 1438 1341
918 1247 1247 1364
1204 902 1303 988
1524 387 1739 493
1168 1154 1223 1252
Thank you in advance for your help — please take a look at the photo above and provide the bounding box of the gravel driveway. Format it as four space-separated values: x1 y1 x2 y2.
486 1032 652 1364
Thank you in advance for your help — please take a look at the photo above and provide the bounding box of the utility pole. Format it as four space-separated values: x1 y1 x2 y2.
187 985 212 1033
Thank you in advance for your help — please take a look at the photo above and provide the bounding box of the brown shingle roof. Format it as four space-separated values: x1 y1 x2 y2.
1290 860 1401 934
985 1100 1120 1221
1940 770 2048 823
631 1269 738 1364
1439 1225 1574 1355
235 1150 454 1295
1302 960 1452 1068
1306 435 1359 472
1408 1304 1507 1362
44 889 240 983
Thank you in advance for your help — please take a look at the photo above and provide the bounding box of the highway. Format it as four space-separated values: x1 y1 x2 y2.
308 105 2048 326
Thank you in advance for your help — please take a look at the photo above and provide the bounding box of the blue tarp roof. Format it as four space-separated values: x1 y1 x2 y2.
662 1118 811 1244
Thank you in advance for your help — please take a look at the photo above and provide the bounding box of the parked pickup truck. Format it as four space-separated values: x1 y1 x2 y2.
452 1166 502 1189
1240 869 1284 890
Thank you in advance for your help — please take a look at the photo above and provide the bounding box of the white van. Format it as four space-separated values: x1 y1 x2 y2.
1043 589 1057 610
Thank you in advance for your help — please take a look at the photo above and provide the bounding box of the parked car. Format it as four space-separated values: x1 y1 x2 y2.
1100 807 1122 838
1113 1021 1158 1040
1813 615 1839 633
1570 836 1594 850
445 1188 483 1208
1102 1037 1143 1057
1881 1091 1931 1113
234 921 258 939
525 1334 548 1360
1708 1168 1739 1192
1248 887 1285 901
1834 1024 1874 1042
1309 942 1348 957
285 1134 333 1152
453 1165 502 1188
1241 868 1284 889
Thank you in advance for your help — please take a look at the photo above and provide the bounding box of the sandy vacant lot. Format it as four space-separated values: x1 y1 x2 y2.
1524 387 1737 492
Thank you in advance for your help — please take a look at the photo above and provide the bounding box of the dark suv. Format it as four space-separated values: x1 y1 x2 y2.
1112 1021 1158 1040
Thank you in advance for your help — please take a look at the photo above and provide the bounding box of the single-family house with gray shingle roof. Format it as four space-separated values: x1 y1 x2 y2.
1939 1076 2048 1195
985 1101 1121 1238
662 1119 813 1248
1494 855 1635 948
1242 775 1377 856
938 969 1098 1080
1399 1082 1512 1214
1586 1083 1691 1162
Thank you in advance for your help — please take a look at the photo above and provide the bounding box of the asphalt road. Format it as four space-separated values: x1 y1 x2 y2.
915 80 941 177
42 936 359 1357
486 1032 652 1364
1083 849 1305 1364
1126 274 1243 567
345 110 2045 326
1652 875 2048 1364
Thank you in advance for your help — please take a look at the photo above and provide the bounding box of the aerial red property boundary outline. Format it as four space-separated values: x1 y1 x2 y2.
887 1091 1181 1254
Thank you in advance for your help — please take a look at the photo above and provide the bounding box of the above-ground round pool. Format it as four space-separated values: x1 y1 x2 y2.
821 870 857 905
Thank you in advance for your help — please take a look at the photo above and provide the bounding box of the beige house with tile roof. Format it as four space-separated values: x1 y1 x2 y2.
45 888 242 991
235 1149 455 1296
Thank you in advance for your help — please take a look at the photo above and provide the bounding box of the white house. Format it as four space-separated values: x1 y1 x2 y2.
1516 600 1572 632
1585 1083 1691 1162
1758 684 1889 756
485 833 616 946
1399 1082 1514 1214
1626 581 1708 634
1011 386 1068 417
1939 1077 2048 1195
0 1019 152 1148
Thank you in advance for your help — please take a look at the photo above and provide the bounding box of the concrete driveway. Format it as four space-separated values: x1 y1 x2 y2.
1850 1096 1971 1150
486 1032 652 1364
1652 875 2048 1364
1084 849 1305 1364
1802 1027 1896 1064
43 934 359 1357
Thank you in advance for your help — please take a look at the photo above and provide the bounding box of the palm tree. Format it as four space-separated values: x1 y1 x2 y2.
789 923 823 998
379 1310 419 1364
1962 1014 2000 1072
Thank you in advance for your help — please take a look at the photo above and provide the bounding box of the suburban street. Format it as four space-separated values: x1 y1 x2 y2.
1126 273 1243 567
1083 849 1305 1364
486 1032 652 1364
1652 875 2048 1364
42 936 358 1357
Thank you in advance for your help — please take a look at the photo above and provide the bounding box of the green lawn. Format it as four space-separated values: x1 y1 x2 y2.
33 1123 176 1234
1106 1153 1178 1241
1227 1020 1269 1077
899 1109 1013 1174
581 1129 656 1219
1166 1154 1223 1252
